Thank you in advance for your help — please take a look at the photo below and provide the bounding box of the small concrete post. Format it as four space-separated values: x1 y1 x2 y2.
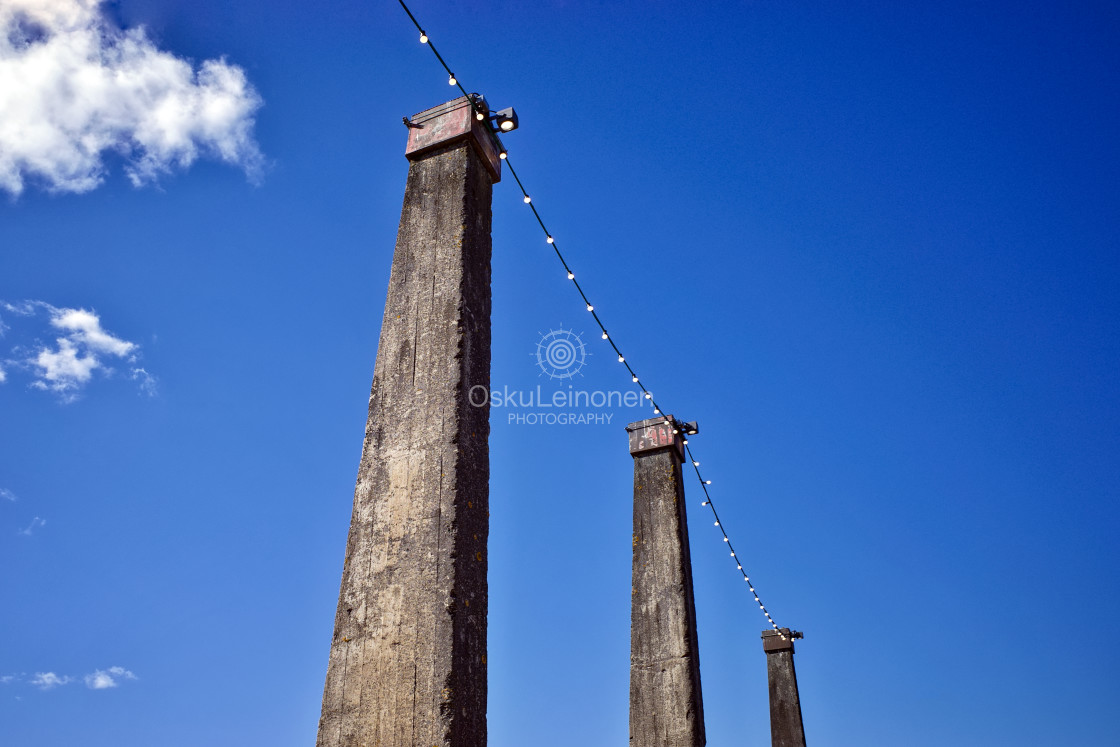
761 628 807 747
317 97 500 747
627 416 706 746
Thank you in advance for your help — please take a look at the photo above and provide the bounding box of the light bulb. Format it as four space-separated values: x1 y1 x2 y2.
617 355 624 363
653 408 660 414
476 112 485 121
523 195 531 203
645 392 651 399
547 236 554 244
693 461 699 466
448 74 456 86
419 32 428 43
586 304 594 311
567 272 574 280
705 480 711 485
499 151 507 160
601 332 608 339
632 375 638 382
730 551 735 556
714 521 720 526
723 537 729 542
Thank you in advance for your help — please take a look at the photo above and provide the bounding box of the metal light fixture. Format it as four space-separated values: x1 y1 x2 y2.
468 93 489 121
676 420 699 436
491 107 518 132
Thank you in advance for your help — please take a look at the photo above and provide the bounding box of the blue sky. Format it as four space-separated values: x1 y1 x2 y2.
1 1 1118 745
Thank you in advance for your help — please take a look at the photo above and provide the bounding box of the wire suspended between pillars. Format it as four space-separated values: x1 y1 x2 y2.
396 0 788 641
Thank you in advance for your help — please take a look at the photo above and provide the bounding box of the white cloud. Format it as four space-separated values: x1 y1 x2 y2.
0 363 6 383
2 667 138 691
85 666 137 690
31 672 71 690
85 671 115 689
31 338 100 397
1 301 153 401
50 307 136 357
1 301 38 316
0 488 14 502
18 516 46 536
130 367 157 397
0 0 263 196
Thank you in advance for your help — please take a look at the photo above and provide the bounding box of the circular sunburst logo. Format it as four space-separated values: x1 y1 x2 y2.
533 327 588 379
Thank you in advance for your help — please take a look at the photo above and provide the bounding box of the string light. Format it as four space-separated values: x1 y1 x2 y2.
687 441 785 637
396 0 788 640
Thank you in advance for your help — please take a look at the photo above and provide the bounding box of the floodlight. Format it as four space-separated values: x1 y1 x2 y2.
492 107 518 132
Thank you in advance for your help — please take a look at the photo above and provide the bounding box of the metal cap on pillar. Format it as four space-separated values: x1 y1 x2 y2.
761 628 804 653
626 415 686 461
405 95 503 182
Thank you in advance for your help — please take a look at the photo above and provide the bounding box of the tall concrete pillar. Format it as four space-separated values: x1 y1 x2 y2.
317 96 501 747
761 629 807 747
627 416 706 746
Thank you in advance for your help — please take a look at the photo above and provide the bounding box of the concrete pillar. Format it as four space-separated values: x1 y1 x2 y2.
627 416 706 746
761 629 807 747
317 96 501 747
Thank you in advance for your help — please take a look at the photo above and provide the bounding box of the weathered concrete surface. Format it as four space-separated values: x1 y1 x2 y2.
628 417 706 746
317 133 493 746
761 629 807 747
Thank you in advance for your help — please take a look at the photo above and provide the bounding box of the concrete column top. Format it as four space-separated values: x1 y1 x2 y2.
405 96 502 182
